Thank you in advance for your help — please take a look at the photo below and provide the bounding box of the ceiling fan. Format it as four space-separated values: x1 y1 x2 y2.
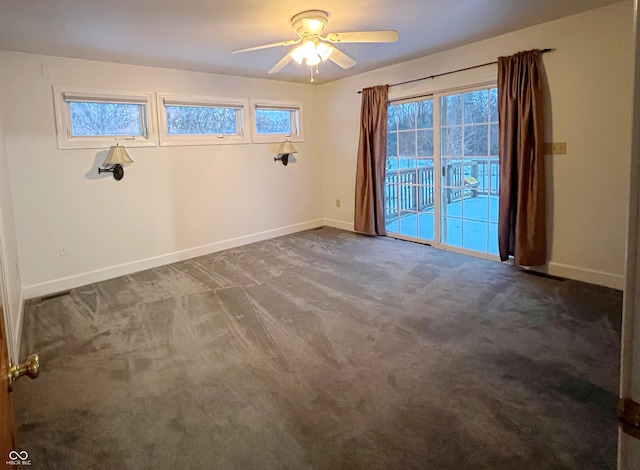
231 10 398 80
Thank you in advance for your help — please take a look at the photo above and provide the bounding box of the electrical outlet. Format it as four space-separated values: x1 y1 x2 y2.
59 244 70 256
552 142 567 154
336 199 341 208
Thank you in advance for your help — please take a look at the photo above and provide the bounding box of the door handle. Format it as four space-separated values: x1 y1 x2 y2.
8 354 39 392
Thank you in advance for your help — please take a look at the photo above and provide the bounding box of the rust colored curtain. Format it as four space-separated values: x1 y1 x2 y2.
354 85 389 235
498 50 546 266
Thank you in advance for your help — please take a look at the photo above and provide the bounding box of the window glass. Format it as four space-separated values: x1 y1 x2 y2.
416 100 433 128
463 124 489 157
69 102 144 137
165 106 238 135
255 109 292 135
417 129 434 157
397 102 415 131
441 127 463 156
387 105 397 131
441 94 462 126
398 131 416 157
463 89 489 124
489 88 498 122
387 131 398 158
490 123 499 156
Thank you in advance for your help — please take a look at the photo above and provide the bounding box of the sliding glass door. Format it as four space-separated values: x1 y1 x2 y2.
385 99 436 241
385 85 499 257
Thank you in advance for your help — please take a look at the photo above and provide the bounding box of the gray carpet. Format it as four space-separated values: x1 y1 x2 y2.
14 227 622 469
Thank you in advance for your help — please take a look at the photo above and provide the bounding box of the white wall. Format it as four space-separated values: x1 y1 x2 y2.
0 1 634 303
0 52 323 297
318 1 634 289
0 87 24 360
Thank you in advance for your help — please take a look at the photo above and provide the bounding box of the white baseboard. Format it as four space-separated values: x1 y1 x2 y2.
22 219 625 300
543 262 625 290
23 219 324 299
322 218 354 232
321 220 624 289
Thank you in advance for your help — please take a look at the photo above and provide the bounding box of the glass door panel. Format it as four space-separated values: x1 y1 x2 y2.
385 86 499 257
385 98 435 243
439 88 499 255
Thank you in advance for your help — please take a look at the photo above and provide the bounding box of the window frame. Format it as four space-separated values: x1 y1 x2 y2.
157 93 250 146
250 99 303 143
53 87 158 149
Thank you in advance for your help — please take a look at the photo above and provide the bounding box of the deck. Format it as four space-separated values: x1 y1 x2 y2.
385 196 499 254
385 158 499 255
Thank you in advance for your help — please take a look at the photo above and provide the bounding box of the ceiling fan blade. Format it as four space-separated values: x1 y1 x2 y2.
328 47 356 69
324 31 398 44
231 39 300 54
268 54 293 74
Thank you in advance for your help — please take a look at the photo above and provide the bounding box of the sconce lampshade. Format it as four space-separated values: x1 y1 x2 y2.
103 145 134 166
277 141 298 155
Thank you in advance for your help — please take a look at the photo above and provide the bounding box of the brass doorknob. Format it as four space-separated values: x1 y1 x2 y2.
8 354 39 392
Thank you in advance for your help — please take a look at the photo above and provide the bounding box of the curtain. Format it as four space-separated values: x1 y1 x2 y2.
497 50 546 266
354 85 389 236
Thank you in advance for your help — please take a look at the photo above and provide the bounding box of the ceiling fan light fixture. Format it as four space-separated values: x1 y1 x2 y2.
306 53 321 66
305 19 325 35
290 40 326 66
290 44 306 64
316 43 333 61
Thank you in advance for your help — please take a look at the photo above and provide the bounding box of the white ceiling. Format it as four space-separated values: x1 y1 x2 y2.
0 0 626 84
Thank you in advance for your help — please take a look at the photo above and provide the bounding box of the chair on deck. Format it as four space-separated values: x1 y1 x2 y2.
464 176 479 197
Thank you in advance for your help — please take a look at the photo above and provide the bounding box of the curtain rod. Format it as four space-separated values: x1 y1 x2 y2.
357 48 554 94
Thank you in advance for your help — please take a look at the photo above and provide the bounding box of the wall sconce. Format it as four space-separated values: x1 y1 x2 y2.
98 144 134 180
274 141 298 166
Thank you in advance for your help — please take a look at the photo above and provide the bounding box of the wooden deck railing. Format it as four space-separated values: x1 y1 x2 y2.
385 158 499 218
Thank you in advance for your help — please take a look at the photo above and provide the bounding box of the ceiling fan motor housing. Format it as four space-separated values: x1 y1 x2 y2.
291 10 329 37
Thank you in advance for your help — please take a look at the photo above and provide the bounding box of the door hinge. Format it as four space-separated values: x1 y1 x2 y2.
618 398 640 440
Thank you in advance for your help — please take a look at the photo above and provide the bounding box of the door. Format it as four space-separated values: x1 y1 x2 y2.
0 304 14 460
385 84 499 258
619 0 640 465
0 203 37 463
0 180 15 458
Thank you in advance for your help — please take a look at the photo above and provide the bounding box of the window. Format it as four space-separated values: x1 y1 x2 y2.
251 100 303 143
53 87 157 149
386 84 499 257
158 94 249 146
